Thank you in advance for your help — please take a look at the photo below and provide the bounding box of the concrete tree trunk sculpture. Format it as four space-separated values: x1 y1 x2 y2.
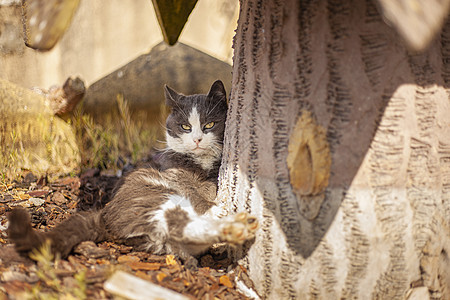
217 0 450 298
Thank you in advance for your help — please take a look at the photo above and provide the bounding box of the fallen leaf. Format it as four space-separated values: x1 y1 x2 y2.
219 275 233 288
135 270 153 281
165 255 178 266
183 279 191 287
156 272 168 282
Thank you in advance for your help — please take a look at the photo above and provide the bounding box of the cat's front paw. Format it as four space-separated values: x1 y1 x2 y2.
221 212 258 245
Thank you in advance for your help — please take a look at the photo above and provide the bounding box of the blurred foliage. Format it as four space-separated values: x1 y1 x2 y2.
71 94 163 172
25 240 87 300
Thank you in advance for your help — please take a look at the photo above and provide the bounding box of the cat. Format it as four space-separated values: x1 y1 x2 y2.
7 80 258 268
151 80 227 183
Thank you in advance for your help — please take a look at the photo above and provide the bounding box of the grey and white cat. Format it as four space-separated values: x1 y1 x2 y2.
8 80 257 267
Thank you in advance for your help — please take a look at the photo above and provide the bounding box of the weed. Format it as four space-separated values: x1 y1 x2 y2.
1 94 161 178
72 95 160 171
0 130 23 180
24 240 87 300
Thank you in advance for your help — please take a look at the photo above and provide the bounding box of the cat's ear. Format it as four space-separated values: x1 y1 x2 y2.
164 85 181 107
207 80 227 103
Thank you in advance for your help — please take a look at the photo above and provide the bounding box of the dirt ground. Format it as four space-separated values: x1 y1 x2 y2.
0 170 253 299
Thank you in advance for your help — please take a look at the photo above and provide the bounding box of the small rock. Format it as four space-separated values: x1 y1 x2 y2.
51 191 67 206
28 197 45 207
1 281 31 299
1 270 27 282
1 270 37 283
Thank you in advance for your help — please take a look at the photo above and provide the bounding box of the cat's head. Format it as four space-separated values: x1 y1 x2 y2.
164 80 228 166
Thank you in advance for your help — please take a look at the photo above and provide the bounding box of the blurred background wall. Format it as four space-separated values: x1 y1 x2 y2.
0 0 238 89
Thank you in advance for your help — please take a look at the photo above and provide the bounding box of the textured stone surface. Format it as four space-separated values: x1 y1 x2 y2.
0 0 238 89
217 0 450 298
377 0 450 51
21 0 80 51
83 42 232 122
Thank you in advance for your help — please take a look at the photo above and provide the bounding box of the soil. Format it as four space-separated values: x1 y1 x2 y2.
0 170 253 299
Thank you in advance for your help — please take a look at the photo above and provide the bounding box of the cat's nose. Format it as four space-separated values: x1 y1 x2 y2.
194 138 202 145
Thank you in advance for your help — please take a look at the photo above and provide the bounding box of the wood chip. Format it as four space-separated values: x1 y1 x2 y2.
156 272 168 282
27 190 49 198
104 271 189 300
1 280 31 298
219 275 233 288
127 261 161 271
118 255 140 264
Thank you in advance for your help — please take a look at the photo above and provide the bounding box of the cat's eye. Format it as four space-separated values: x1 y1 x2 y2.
204 122 215 129
181 124 191 131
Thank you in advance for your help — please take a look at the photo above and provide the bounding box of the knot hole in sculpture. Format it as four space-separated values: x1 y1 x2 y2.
287 110 331 221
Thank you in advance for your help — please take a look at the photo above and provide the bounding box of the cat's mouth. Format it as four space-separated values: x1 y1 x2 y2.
192 146 207 152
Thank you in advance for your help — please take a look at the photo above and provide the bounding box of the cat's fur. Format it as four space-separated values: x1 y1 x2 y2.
8 80 257 267
152 80 228 182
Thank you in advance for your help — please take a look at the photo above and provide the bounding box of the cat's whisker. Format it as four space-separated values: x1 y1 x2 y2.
155 139 167 144
172 100 189 120
158 121 167 130
154 146 167 151
206 98 223 117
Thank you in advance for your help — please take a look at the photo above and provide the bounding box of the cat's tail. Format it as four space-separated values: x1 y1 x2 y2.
8 208 107 259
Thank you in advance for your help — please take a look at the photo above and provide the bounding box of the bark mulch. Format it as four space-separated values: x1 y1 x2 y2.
0 170 254 299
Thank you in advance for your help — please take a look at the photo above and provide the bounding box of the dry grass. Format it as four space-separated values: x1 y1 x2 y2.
0 115 80 181
71 94 163 172
1 94 163 179
0 130 32 181
25 241 87 300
